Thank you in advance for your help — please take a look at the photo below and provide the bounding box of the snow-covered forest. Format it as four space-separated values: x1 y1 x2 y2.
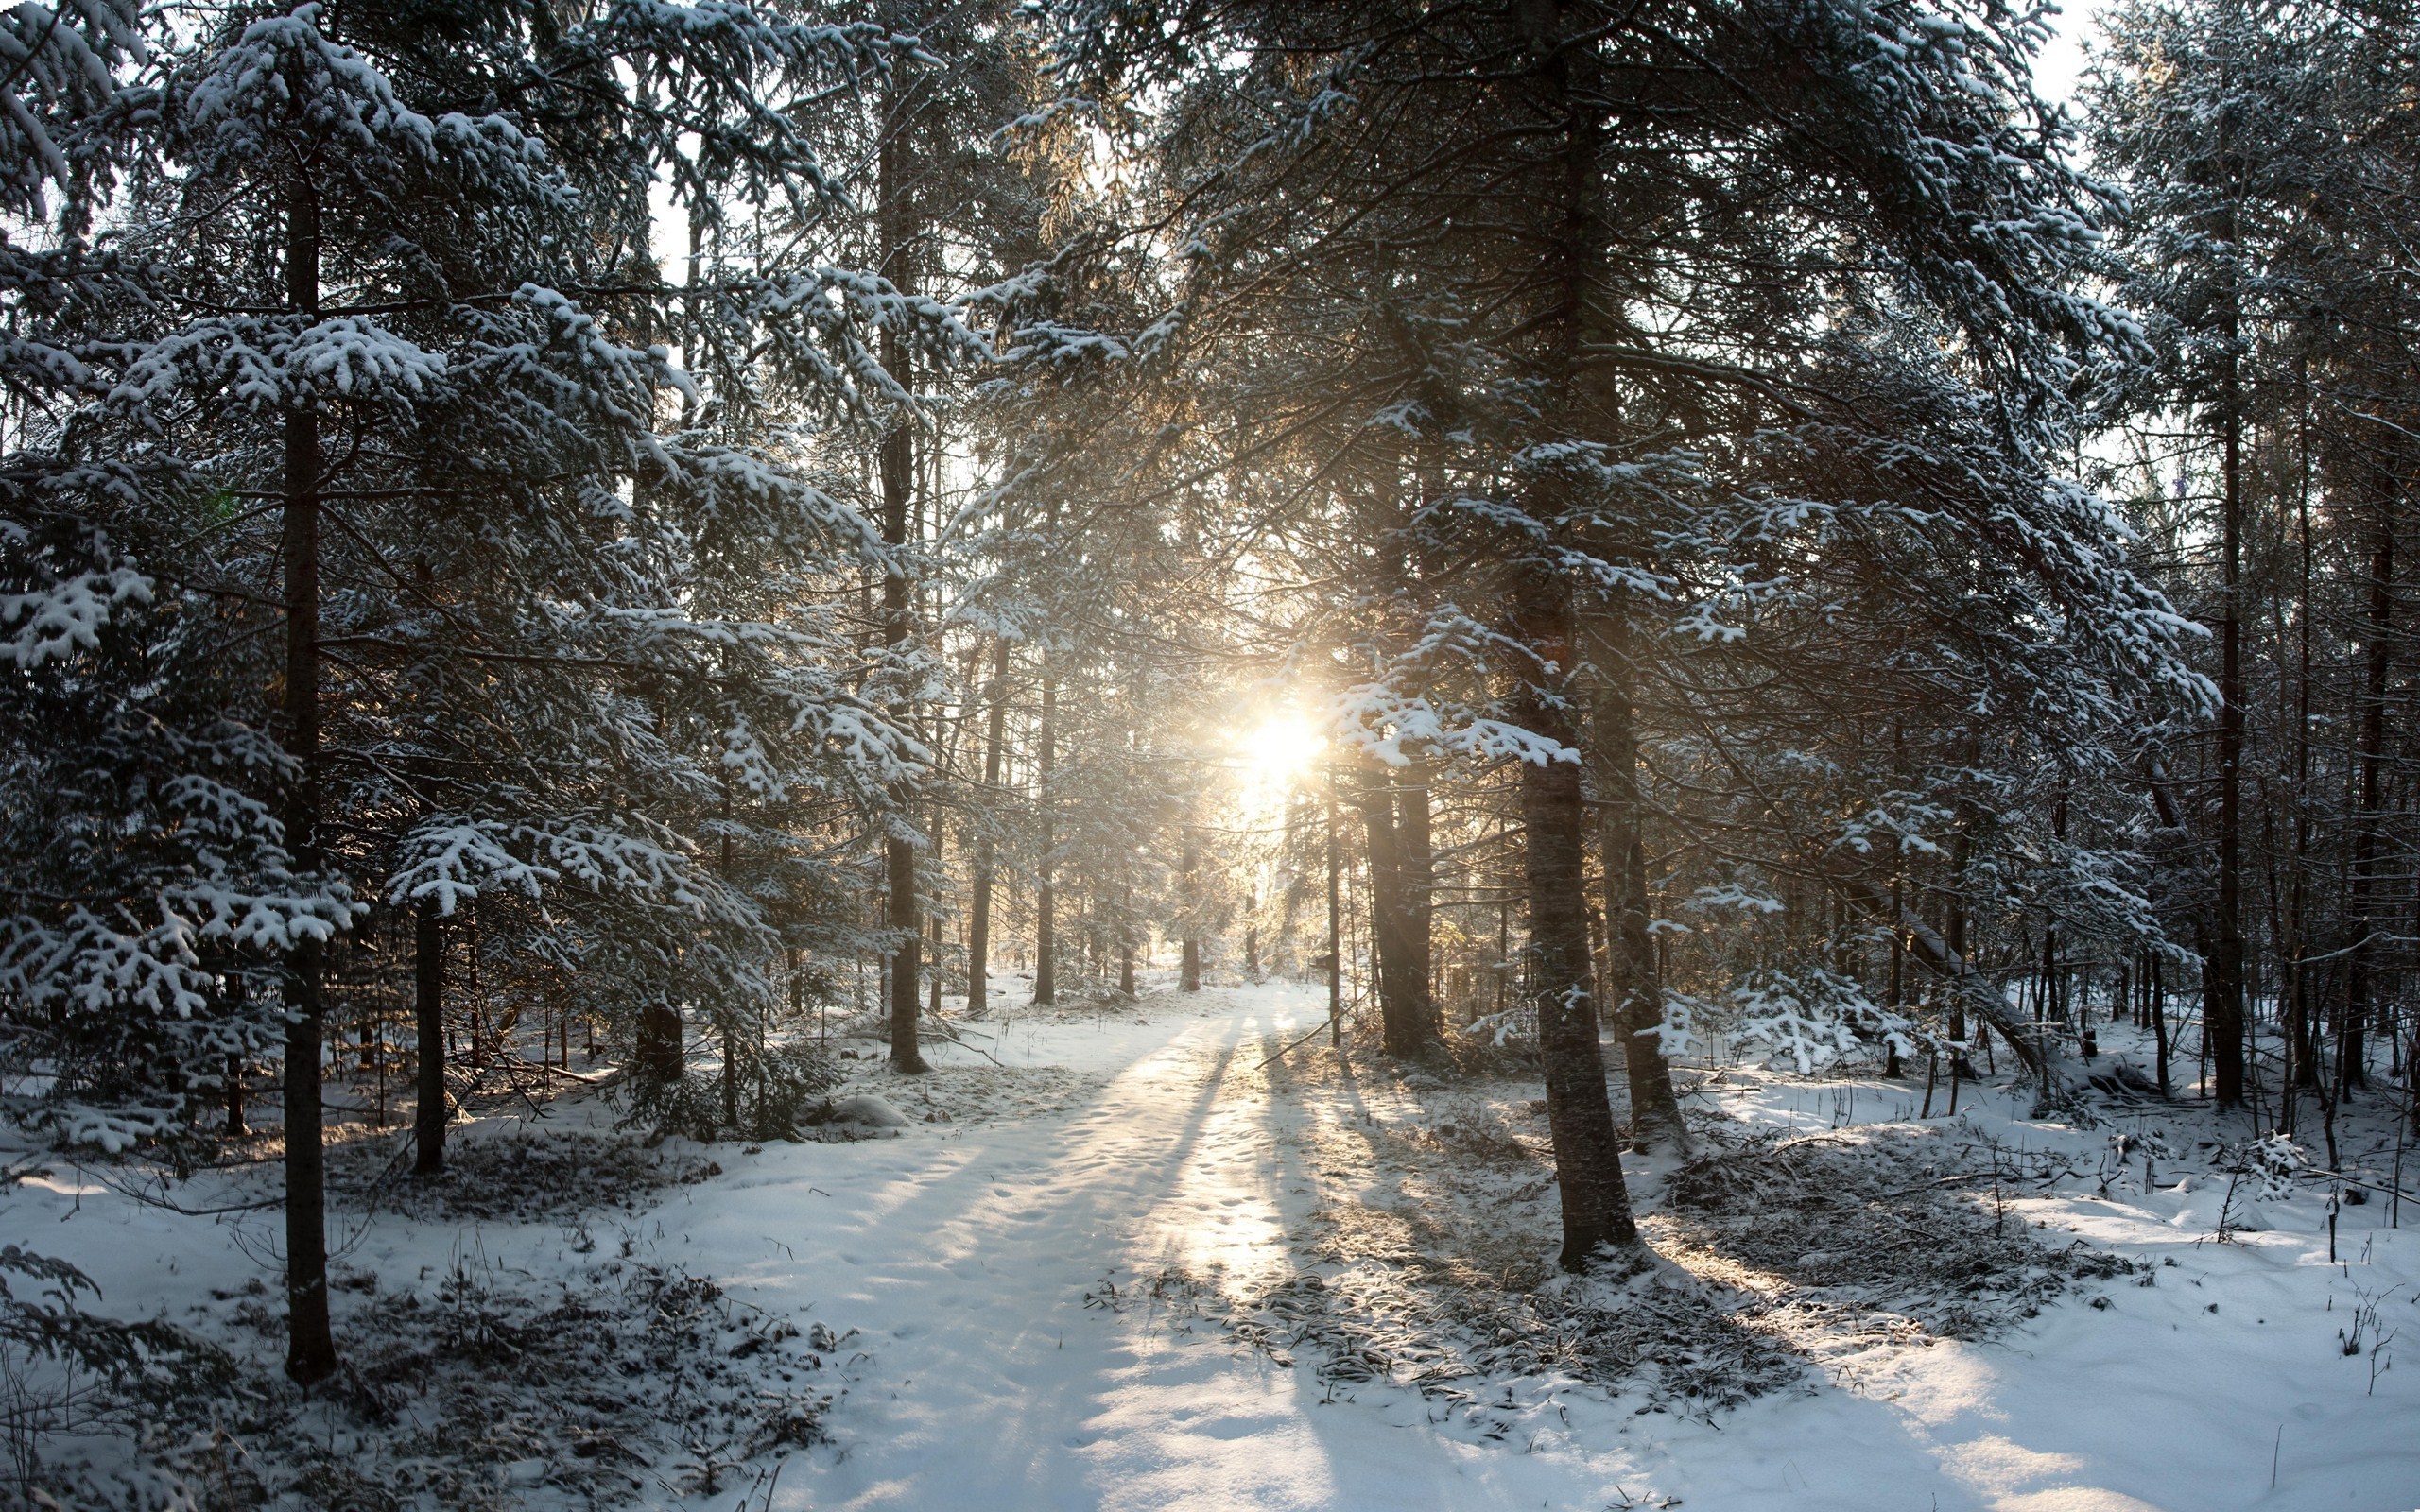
0 0 2414 1505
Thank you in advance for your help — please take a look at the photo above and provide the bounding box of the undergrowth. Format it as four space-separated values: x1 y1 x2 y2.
22 1255 841 1511
1125 1057 2138 1429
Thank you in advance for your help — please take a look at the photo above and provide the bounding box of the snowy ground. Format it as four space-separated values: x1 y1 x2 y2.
8 977 2418 1509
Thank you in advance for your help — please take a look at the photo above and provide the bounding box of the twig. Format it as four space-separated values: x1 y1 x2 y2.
1256 1020 1336 1072
918 1010 1007 1066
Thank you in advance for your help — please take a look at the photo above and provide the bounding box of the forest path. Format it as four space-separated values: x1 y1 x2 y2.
705 978 1654 1510
693 980 2411 1511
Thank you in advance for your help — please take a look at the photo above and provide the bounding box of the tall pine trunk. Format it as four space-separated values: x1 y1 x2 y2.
1034 656 1056 1005
879 65 925 1073
1180 825 1201 990
1357 765 1438 1057
1395 759 1439 1054
1516 627 1640 1268
1326 783 1342 1046
1513 0 1643 1270
967 637 1009 1014
1589 611 1685 1151
413 899 444 1175
2345 474 2393 1094
1354 768 1408 1049
2207 184 2249 1110
281 176 337 1384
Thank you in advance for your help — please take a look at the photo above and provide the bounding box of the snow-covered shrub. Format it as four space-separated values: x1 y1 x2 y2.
621 1040 843 1144
1708 968 1920 1074
2245 1132 2307 1202
0 1244 238 1505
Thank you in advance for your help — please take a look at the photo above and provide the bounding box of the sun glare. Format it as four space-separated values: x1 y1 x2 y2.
1242 714 1322 785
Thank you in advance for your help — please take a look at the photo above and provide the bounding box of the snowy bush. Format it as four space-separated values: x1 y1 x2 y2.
1710 968 1921 1074
2244 1132 2307 1203
620 1040 844 1144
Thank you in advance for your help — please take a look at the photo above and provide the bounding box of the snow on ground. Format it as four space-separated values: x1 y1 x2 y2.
6 977 2417 1509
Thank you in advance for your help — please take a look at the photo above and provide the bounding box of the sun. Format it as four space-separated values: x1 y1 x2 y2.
1241 714 1322 784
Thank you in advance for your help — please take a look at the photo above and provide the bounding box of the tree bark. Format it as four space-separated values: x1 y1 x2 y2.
1326 782 1341 1047
2344 473 2392 1095
225 968 248 1136
1517 635 1642 1268
879 62 925 1073
1588 613 1686 1151
413 899 445 1175
1180 825 1201 991
967 636 1008 1014
281 175 337 1384
635 999 683 1082
1354 767 1412 1053
1514 0 1644 1270
1034 655 1056 1005
2208 188 2249 1109
1395 759 1440 1054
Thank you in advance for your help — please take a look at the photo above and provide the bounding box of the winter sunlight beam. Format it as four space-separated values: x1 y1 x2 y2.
1240 713 1322 786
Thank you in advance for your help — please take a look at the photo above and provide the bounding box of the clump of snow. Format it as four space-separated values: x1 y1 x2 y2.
819 1092 910 1129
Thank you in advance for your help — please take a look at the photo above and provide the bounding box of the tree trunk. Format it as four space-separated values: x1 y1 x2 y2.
1395 759 1440 1054
413 899 445 1176
968 636 1009 1014
1326 783 1342 1047
280 176 337 1385
2344 475 2393 1095
879 67 925 1074
1517 638 1641 1268
635 1000 683 1083
1589 613 1685 1150
1034 656 1056 1005
2208 198 2249 1109
1508 0 1644 1270
1354 767 1418 1054
1180 825 1201 991
1245 893 1260 982
225 969 248 1136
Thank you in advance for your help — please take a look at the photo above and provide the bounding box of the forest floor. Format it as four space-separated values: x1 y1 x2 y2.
8 977 2419 1509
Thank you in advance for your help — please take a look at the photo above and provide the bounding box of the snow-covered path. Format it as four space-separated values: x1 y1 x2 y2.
693 980 2419 1512
691 980 1612 1511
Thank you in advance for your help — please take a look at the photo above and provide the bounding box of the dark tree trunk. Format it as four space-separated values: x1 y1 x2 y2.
1034 658 1056 1005
2151 952 2169 1095
968 637 1008 1014
1590 615 1685 1150
1326 783 1341 1047
635 1000 683 1083
879 67 925 1073
1395 759 1440 1054
1180 826 1201 991
2344 478 2393 1094
1518 647 1641 1268
2207 213 2249 1109
1354 768 1415 1054
1512 0 1643 1269
413 899 445 1175
280 177 337 1385
225 969 248 1136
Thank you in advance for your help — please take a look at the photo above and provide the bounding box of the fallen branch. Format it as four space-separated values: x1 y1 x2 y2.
919 1008 1008 1067
1256 1019 1336 1072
